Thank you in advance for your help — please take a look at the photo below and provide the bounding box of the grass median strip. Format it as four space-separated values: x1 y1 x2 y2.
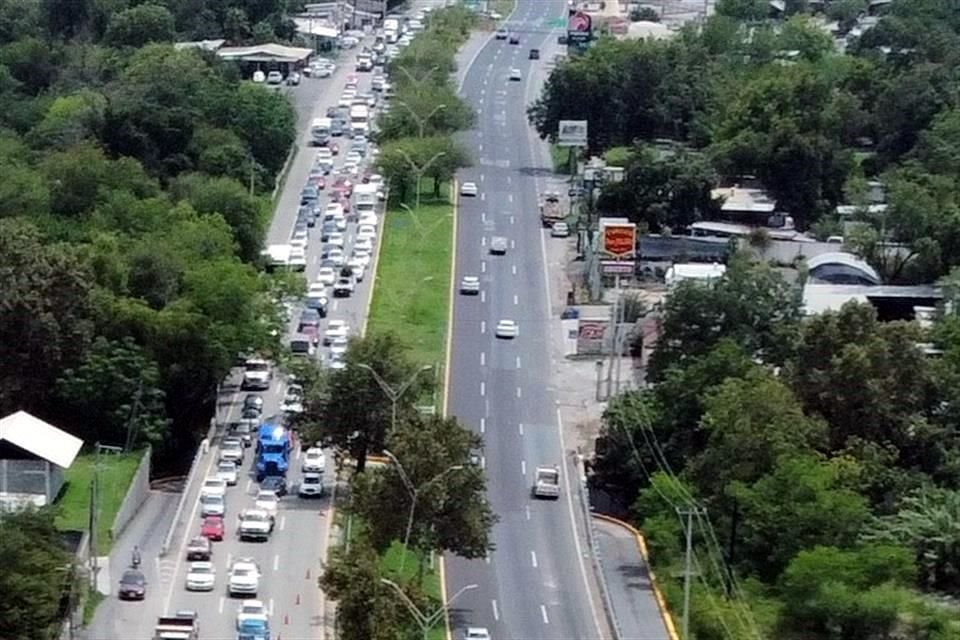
368 188 454 368
55 452 142 555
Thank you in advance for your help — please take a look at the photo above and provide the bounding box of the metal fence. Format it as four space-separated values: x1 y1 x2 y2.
0 458 63 507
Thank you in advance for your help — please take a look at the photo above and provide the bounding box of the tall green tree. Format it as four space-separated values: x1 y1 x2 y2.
104 4 175 48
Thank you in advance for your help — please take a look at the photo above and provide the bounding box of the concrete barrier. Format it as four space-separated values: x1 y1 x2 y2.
160 433 211 557
109 447 151 541
593 513 681 640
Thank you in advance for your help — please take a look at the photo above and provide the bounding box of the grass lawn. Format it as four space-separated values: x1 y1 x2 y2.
551 144 574 175
381 541 445 640
368 188 454 368
55 452 142 555
493 0 517 16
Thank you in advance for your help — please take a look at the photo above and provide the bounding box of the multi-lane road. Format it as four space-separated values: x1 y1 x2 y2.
86 39 384 640
444 2 610 638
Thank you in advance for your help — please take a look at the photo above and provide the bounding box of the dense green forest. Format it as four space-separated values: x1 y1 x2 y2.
530 0 960 284
529 0 960 635
0 1 301 462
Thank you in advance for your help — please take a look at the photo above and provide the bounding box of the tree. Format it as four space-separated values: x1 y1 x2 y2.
172 173 266 263
296 333 430 472
715 0 768 20
777 15 836 62
0 508 73 640
104 4 175 48
320 539 406 640
54 336 169 448
647 254 802 382
779 544 917 638
862 486 960 591
31 89 107 147
353 414 495 572
0 219 95 415
0 161 50 218
229 82 296 176
732 454 870 580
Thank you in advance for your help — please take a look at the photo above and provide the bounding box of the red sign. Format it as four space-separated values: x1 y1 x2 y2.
568 10 591 32
602 224 636 258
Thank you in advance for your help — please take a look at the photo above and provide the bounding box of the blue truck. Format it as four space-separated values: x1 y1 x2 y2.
237 617 270 640
255 424 291 481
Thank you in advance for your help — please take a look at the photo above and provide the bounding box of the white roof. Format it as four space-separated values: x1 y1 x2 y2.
807 251 881 282
665 263 727 286
293 18 339 39
624 21 674 40
174 39 225 51
218 43 313 62
0 411 83 469
711 186 777 213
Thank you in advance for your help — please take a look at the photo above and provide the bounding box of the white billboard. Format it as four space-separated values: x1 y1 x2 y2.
557 120 588 147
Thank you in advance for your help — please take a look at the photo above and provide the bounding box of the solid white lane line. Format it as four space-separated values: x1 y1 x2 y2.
480 381 486 396
481 320 486 333
480 418 486 433
273 554 280 571
279 516 286 531
531 551 538 568
517 387 522 398
541 604 550 624
492 600 500 621
481 351 486 366
521 460 526 475
516 356 522 369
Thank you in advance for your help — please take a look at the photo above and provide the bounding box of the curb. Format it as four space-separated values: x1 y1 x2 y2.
592 513 681 640
360 186 389 339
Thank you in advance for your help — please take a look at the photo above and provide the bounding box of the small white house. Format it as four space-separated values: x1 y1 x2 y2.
664 263 727 288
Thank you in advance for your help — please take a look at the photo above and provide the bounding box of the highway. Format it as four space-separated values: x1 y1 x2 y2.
444 2 609 639
86 39 384 640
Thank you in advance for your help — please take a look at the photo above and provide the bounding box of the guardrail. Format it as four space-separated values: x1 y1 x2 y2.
573 452 623 640
159 419 217 557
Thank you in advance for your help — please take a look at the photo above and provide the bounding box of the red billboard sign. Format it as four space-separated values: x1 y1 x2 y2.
602 224 636 259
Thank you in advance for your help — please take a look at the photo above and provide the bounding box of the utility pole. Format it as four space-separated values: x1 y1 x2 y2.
605 276 621 399
678 506 704 639
356 363 433 433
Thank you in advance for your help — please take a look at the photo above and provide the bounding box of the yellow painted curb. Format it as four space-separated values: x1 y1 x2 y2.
360 198 388 339
592 513 681 640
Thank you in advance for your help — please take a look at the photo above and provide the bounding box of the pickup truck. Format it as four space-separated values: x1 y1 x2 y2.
539 192 565 228
533 465 561 499
153 611 199 640
490 236 508 255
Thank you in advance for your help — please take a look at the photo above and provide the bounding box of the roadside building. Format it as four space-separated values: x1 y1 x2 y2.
0 411 83 509
217 43 314 79
806 252 881 286
664 262 726 287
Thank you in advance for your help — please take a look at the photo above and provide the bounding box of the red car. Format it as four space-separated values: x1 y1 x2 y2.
332 178 353 198
312 176 326 190
201 515 224 541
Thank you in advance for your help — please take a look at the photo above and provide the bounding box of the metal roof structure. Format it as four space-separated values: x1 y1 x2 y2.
0 411 83 469
217 43 314 64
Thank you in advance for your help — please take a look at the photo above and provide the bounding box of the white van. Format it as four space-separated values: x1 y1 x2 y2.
349 104 369 138
310 117 332 146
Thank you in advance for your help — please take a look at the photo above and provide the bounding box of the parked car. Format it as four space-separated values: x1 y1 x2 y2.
267 71 283 84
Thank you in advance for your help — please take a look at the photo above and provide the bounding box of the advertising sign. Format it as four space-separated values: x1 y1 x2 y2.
557 120 588 147
567 9 593 44
600 218 637 275
577 319 608 355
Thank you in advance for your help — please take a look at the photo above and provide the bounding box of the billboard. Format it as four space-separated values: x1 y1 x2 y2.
557 120 588 147
600 218 637 275
567 9 593 45
577 319 608 355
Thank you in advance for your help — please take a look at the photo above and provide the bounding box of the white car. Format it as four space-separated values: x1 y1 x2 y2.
358 212 378 227
201 476 227 497
353 237 374 254
342 160 359 175
357 224 377 242
254 490 279 517
267 71 283 84
460 182 478 197
495 320 519 339
551 222 570 237
282 384 304 414
460 276 480 295
289 247 307 271
347 257 366 281
351 249 372 268
464 628 491 640
346 152 363 166
238 508 274 541
316 267 337 286
302 447 326 473
299 472 325 498
228 559 262 597
324 320 350 345
236 600 268 629
326 232 346 248
200 493 226 517
329 336 349 358
220 439 244 465
323 247 346 266
185 561 216 591
509 68 522 81
325 202 345 218
307 283 329 305
217 461 239 486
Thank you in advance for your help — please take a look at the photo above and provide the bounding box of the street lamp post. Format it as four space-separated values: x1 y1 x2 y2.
397 149 447 213
395 100 447 138
356 363 433 433
382 449 463 574
381 578 478 640
395 64 441 89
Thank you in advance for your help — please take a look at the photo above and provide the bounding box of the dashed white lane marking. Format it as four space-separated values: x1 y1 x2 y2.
480 351 486 366
273 554 280 571
525 505 531 520
508 193 514 203
507 175 512 185
516 356 522 369
480 381 486 396
480 418 486 433
511 264 517 275
481 290 486 303
245 479 252 493
279 516 286 531
482 235 486 246
514 294 519 305
516 387 522 398
481 320 486 333
541 604 550 624
269 599 275 616
521 460 526 475
492 600 500 621
480 173 485 182
531 551 538 568
481 192 486 201
518 422 524 435
510 215 515 224
218 597 225 614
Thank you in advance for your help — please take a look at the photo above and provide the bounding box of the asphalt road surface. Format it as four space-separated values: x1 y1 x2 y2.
86 39 384 640
444 2 611 639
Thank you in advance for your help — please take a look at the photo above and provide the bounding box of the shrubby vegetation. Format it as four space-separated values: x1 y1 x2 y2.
0 1 298 462
530 0 960 283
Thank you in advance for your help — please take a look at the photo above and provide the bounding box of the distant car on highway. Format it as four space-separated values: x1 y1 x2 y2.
201 477 227 498
464 628 491 640
460 276 480 295
220 438 245 465
201 515 225 541
460 182 478 197
302 447 326 473
509 68 522 81
490 236 508 254
324 320 350 345
529 48 540 59
185 561 216 591
187 536 212 561
236 600 268 629
298 472 325 498
261 476 288 497
495 320 519 339
217 461 239 486
255 490 280 517
118 569 147 600
508 34 520 44
495 29 508 40
200 492 225 517
228 558 262 597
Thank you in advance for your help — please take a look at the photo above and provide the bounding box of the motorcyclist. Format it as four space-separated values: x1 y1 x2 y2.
131 545 142 569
